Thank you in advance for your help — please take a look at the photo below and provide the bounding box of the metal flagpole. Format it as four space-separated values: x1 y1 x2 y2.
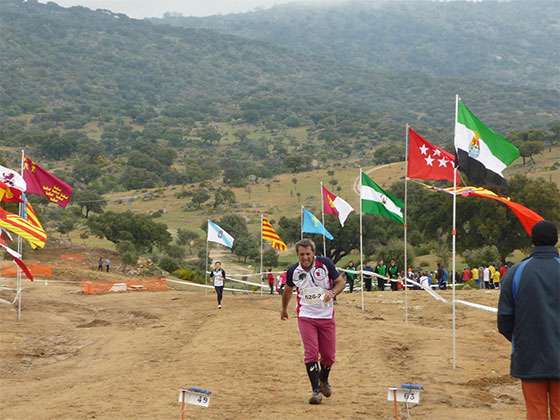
359 168 364 312
404 124 409 327
205 220 209 298
452 94 459 369
300 205 303 240
16 150 24 321
320 182 326 257
260 214 264 297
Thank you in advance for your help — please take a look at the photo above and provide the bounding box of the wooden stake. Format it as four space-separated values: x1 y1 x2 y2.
393 389 399 420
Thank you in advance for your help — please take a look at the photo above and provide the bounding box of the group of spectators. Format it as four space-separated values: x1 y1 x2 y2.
344 259 402 292
265 268 287 295
463 263 512 290
340 259 514 292
265 259 514 295
97 256 110 272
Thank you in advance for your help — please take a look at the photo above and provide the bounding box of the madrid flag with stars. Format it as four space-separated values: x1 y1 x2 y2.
407 127 457 184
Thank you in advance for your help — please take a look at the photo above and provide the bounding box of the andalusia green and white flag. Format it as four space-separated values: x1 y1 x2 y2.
360 172 404 224
454 100 519 194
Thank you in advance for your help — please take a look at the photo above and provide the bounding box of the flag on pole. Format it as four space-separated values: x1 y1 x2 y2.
302 207 334 240
420 184 544 235
262 216 287 250
22 195 45 232
0 241 34 282
407 127 457 183
322 185 354 226
361 172 404 224
0 227 14 244
0 207 47 249
23 156 73 207
454 100 519 193
0 181 22 203
0 164 26 202
207 220 234 248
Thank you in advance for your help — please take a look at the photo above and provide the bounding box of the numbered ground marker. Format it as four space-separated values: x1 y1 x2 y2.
178 387 212 408
387 387 421 404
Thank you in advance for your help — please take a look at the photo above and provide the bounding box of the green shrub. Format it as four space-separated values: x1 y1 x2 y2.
416 246 430 256
159 256 181 273
172 268 204 283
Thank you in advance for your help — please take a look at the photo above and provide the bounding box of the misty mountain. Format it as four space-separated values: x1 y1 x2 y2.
1 0 557 139
156 0 560 90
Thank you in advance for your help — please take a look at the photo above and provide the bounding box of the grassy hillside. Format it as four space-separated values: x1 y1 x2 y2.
66 145 560 248
1 0 558 135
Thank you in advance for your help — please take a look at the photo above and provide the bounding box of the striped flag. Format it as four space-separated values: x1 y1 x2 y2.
0 227 14 244
0 241 34 282
361 172 404 224
0 207 47 249
262 216 287 251
454 100 519 193
420 184 544 235
22 195 45 232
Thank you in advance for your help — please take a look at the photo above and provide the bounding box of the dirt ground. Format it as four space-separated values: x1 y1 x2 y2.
0 272 526 420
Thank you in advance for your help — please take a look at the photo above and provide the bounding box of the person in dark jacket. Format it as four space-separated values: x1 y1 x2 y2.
498 220 560 420
436 263 446 290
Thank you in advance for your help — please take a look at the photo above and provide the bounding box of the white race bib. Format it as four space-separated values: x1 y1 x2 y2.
303 287 324 306
213 271 224 286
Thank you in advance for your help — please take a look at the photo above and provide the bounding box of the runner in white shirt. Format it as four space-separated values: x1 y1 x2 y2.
210 261 226 309
281 238 345 405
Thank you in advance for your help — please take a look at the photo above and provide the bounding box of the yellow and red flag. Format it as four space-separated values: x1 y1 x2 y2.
0 164 26 202
421 184 544 235
0 180 23 203
262 216 287 251
23 156 73 207
0 207 47 249
22 197 44 232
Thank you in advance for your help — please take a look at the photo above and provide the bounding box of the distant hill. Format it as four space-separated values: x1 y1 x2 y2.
155 0 560 90
0 0 557 138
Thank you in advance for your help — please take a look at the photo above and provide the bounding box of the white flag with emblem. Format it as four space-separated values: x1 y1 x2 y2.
207 220 234 248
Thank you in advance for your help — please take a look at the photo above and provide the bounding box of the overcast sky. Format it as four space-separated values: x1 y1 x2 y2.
38 0 349 18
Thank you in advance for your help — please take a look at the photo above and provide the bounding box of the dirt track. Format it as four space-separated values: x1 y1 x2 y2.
1 282 524 419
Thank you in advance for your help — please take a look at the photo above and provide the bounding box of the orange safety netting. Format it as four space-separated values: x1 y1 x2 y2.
81 278 167 295
2 261 52 278
60 254 86 262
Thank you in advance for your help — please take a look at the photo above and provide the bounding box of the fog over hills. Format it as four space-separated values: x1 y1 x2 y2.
155 0 560 90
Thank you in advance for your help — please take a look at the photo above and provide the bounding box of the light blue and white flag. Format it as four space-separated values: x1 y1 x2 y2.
207 220 234 248
302 207 333 240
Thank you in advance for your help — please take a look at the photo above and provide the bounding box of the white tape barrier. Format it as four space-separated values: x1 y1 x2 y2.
403 278 449 303
455 299 498 313
165 278 261 294
224 276 268 289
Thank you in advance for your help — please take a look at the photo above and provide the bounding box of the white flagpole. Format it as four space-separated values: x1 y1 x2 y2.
452 94 459 369
300 205 303 240
260 214 264 297
16 150 24 321
404 124 409 327
320 182 326 257
359 168 364 312
205 220 209 298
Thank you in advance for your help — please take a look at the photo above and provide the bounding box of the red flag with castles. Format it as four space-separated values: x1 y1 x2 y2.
23 156 73 207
